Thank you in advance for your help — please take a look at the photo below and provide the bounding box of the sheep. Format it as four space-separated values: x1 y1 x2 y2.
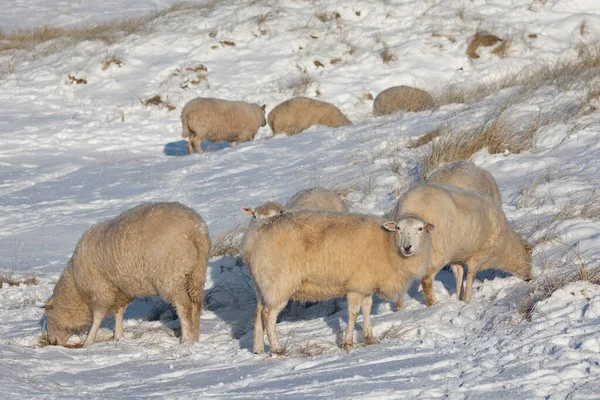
388 184 532 308
181 97 266 154
373 85 436 116
424 160 502 302
241 210 434 354
44 202 210 347
267 97 351 135
242 188 349 219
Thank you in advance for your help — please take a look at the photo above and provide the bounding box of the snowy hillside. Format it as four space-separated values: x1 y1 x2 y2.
1 0 600 398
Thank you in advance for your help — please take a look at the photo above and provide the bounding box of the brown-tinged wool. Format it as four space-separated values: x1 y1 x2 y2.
253 201 286 219
389 184 532 307
286 187 349 213
242 211 432 354
373 85 436 116
267 97 351 135
181 97 266 154
421 160 503 303
45 202 210 347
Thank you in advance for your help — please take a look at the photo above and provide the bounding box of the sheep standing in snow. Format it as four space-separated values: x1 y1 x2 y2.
424 161 502 302
242 211 434 354
181 97 266 154
389 184 532 308
267 97 351 135
44 202 210 347
373 85 436 116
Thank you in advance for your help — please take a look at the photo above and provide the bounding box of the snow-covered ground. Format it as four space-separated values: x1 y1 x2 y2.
1 0 600 398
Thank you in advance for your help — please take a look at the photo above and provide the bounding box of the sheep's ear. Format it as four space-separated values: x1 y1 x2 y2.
241 207 255 217
382 222 398 232
424 223 435 232
44 299 54 310
261 104 266 111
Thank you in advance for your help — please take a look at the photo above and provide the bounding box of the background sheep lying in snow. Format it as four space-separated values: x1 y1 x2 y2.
181 97 266 154
242 210 434 354
44 202 210 347
373 85 436 116
425 160 503 302
267 97 351 135
389 184 532 308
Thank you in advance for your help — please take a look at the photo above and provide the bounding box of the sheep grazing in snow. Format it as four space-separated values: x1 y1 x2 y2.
267 97 352 135
44 202 210 347
373 85 436 116
424 160 503 302
388 184 532 308
181 97 266 154
241 210 434 354
242 188 349 219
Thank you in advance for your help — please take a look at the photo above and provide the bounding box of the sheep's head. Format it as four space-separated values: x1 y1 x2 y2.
383 217 434 257
259 104 267 127
44 299 75 346
512 239 534 281
242 201 286 220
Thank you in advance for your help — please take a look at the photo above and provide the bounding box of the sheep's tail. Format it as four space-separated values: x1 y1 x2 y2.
181 112 192 139
185 229 209 305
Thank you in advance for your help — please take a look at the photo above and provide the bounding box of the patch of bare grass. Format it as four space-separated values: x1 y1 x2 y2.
67 74 87 85
101 54 123 70
491 39 511 58
141 95 175 111
0 276 38 289
315 11 341 23
466 31 503 59
407 128 441 149
210 224 246 258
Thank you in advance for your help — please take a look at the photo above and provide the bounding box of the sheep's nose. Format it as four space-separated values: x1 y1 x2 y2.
403 245 412 252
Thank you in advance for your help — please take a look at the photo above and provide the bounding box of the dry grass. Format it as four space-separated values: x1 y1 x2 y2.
466 31 503 59
219 40 236 47
381 44 395 64
0 2 216 55
491 39 511 58
313 60 324 68
67 74 87 85
210 224 246 257
101 55 123 70
171 64 209 90
141 95 176 111
315 11 341 23
407 128 441 149
297 341 329 357
0 276 38 289
289 71 314 96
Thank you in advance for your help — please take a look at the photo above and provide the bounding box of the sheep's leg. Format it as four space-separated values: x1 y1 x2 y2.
84 309 107 347
421 274 436 307
174 300 194 344
192 137 202 154
229 141 237 147
463 267 478 303
343 292 363 351
114 304 128 341
361 295 374 345
189 301 201 343
187 140 194 154
451 264 465 300
395 296 404 312
253 299 265 354
263 300 288 355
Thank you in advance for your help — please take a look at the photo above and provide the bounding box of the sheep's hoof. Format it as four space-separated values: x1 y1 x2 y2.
364 335 375 346
342 342 353 352
271 348 286 356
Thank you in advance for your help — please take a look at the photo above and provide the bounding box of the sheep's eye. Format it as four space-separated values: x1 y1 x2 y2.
418 227 423 231
253 215 257 219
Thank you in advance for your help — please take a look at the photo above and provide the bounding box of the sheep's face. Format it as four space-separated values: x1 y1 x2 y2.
241 202 285 220
259 104 267 127
383 218 434 257
44 302 73 346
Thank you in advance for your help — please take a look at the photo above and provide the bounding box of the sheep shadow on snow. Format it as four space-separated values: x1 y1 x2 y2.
163 140 232 156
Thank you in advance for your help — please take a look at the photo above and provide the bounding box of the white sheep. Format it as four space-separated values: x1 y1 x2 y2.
44 202 210 347
373 85 436 116
242 210 434 354
181 97 266 154
388 184 532 308
424 160 502 301
267 97 352 135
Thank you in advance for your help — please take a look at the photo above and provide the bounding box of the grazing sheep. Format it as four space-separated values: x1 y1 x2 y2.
267 97 351 135
242 211 434 354
181 97 266 154
425 160 502 302
373 86 436 116
44 202 210 347
389 184 532 308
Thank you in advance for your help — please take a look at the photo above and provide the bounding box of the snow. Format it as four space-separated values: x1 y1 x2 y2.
1 0 600 398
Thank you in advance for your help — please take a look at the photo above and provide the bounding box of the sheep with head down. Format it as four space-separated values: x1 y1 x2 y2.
373 85 436 116
181 97 266 154
44 202 210 347
267 97 351 136
242 210 434 354
388 183 532 308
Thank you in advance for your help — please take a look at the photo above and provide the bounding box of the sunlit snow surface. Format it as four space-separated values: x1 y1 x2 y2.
1 0 600 398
